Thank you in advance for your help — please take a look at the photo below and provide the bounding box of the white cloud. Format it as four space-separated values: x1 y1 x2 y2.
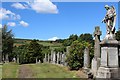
0 8 21 20
7 22 16 27
19 21 29 27
0 24 2 28
11 0 58 14
30 0 58 14
48 37 59 41
11 2 28 9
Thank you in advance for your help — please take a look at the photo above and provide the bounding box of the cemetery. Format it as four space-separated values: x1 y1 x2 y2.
0 3 120 79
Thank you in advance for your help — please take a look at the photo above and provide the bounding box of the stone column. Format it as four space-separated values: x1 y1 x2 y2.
84 47 90 69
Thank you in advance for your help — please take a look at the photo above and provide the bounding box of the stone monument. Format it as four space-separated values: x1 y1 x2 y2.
91 26 101 77
84 47 90 70
96 5 120 78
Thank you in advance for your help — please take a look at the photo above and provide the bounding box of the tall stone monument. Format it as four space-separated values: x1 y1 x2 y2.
96 5 120 78
91 26 101 77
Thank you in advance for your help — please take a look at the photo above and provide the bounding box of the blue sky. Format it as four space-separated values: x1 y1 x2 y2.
1 1 119 41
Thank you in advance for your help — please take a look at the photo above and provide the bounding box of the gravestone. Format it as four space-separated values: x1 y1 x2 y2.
52 51 56 64
84 47 90 69
48 54 49 63
57 52 59 64
43 54 47 63
62 53 65 65
17 55 19 64
91 26 101 77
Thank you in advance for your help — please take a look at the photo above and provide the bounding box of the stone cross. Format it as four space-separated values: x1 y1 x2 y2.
93 26 102 59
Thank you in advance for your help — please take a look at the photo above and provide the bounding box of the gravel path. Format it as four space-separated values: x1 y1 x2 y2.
18 65 34 78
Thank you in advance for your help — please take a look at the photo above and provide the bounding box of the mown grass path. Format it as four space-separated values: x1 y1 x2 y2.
2 63 87 78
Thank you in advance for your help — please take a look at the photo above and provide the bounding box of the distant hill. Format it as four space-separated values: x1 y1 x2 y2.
14 38 62 49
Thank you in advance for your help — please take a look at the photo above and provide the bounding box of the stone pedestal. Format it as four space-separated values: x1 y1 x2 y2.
96 40 120 78
91 58 100 77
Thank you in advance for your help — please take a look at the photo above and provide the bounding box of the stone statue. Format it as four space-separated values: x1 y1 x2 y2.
102 5 116 40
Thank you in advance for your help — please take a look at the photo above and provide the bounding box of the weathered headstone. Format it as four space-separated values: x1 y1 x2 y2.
43 54 47 63
52 51 56 64
84 47 90 69
48 54 49 63
57 52 59 64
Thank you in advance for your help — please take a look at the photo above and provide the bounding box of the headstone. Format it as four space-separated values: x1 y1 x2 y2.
62 53 65 65
57 52 59 64
17 55 19 64
43 54 47 63
5 54 9 62
84 47 90 69
91 26 101 77
52 51 56 64
36 57 38 64
48 54 49 63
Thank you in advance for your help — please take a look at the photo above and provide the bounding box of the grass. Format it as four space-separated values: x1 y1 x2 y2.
2 63 80 78
2 62 19 78
0 64 2 79
28 63 78 78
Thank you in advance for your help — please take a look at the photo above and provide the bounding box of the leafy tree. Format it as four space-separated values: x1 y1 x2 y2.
78 33 93 45
63 34 78 46
27 40 43 63
115 30 120 41
2 25 14 62
66 40 84 70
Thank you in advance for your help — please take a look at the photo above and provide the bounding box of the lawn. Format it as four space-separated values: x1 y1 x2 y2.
2 63 81 78
0 64 2 79
2 63 19 78
28 63 78 78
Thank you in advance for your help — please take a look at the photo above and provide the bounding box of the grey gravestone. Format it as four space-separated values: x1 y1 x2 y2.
53 52 56 64
48 54 49 63
57 52 59 64
43 54 47 63
84 47 90 69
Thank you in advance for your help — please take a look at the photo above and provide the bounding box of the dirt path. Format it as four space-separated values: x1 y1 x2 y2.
18 65 34 78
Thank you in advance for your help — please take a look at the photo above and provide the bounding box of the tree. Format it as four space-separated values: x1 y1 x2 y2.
78 33 93 45
27 40 43 63
66 40 84 70
63 34 78 46
2 25 14 62
115 30 120 41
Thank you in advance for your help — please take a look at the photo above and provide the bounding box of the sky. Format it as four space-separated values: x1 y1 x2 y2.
1 0 119 41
